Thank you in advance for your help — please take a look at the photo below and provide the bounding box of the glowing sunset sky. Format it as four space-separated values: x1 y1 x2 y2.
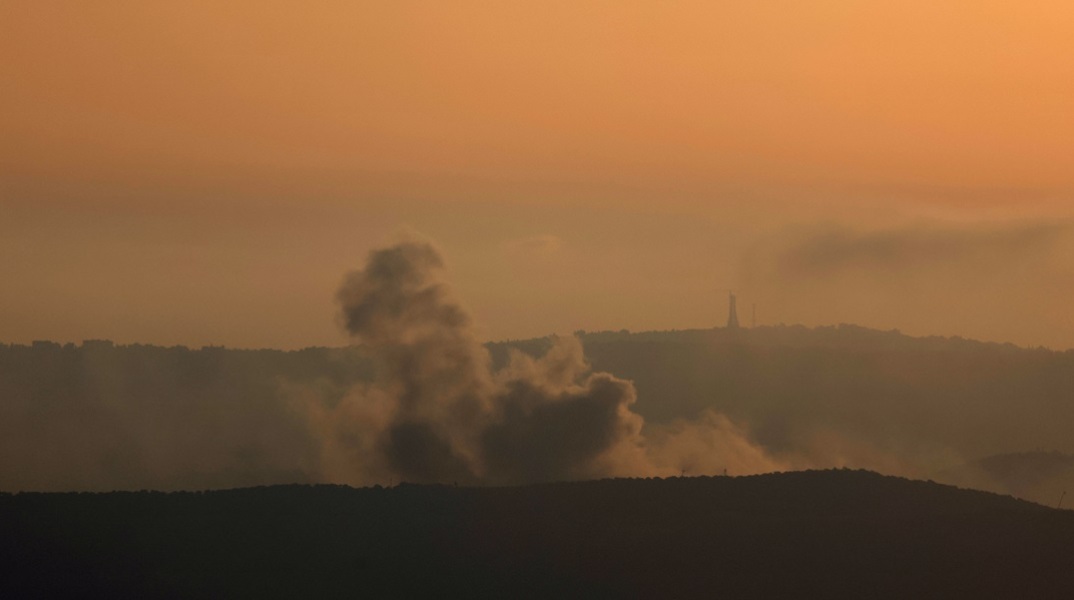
2 1 1073 348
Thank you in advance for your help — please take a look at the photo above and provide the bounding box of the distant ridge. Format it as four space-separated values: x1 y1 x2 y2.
5 325 1074 495
3 470 1073 598
4 321 1065 354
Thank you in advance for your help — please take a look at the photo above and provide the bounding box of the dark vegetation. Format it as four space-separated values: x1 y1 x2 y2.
3 470 1073 599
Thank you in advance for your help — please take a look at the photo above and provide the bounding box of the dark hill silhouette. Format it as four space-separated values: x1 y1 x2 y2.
3 470 1073 599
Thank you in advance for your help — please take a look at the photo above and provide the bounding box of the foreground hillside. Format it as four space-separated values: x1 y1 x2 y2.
3 470 1073 598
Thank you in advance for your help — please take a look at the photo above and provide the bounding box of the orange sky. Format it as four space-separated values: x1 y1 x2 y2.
2 1 1073 349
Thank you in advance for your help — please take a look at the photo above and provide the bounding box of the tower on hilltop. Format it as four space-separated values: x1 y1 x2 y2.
727 292 740 329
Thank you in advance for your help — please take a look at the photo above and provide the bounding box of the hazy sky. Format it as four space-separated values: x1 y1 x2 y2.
3 1 1074 349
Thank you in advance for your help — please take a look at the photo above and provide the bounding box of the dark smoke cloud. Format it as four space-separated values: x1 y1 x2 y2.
483 344 645 484
7 230 1070 496
738 218 1074 350
336 241 493 482
0 239 782 491
776 221 1070 277
331 240 656 484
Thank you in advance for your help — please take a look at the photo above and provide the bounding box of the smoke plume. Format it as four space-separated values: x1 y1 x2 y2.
0 239 784 492
323 239 778 485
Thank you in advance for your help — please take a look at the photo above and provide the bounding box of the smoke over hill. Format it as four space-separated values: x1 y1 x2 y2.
0 240 780 491
318 239 778 484
3 239 1074 499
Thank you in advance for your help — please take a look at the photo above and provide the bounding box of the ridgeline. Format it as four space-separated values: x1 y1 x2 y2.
3 470 1073 598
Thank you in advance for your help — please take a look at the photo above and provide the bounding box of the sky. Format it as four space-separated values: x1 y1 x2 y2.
3 1 1074 349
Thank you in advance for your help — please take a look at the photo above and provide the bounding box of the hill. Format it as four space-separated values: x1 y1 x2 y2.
4 325 1074 494
3 470 1073 598
560 325 1073 453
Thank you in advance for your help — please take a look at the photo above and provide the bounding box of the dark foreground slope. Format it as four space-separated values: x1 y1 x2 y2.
3 470 1073 599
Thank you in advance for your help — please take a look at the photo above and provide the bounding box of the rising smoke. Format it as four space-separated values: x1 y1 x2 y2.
4 235 1068 498
0 238 782 492
322 239 781 485
4 236 1072 496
